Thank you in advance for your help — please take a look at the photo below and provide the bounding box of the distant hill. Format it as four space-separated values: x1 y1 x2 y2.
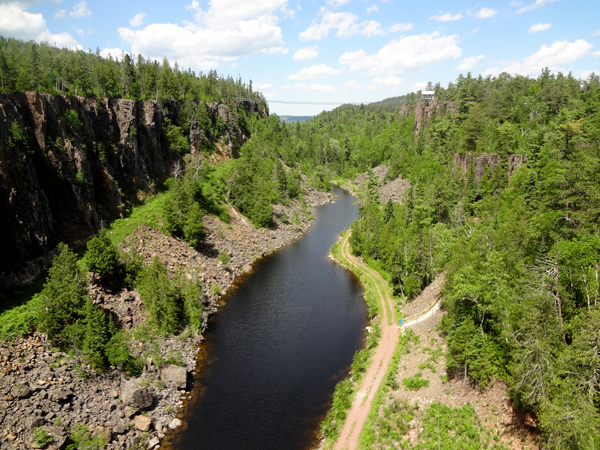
368 95 407 107
279 115 313 123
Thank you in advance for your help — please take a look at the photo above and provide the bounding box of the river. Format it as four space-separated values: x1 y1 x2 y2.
173 188 365 450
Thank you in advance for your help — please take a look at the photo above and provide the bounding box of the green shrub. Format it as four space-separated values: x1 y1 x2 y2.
183 202 205 247
166 349 185 367
63 110 82 136
218 251 230 265
66 424 108 450
84 229 120 279
32 427 53 447
402 372 429 391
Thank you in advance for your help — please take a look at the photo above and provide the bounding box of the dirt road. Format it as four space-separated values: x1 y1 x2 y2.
333 232 400 450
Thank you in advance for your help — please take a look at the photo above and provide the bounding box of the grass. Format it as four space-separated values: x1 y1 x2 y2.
106 192 169 245
0 277 46 340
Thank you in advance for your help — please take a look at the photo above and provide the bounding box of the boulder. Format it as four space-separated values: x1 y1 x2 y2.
26 416 45 429
42 424 67 450
132 388 153 410
11 384 30 399
121 380 153 409
49 387 73 402
168 418 182 430
91 426 112 442
147 437 160 448
133 415 152 432
161 365 187 390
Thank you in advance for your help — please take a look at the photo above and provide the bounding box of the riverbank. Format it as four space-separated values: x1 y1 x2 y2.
0 185 334 450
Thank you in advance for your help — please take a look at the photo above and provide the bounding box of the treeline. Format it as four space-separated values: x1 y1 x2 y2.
0 36 264 103
237 69 600 447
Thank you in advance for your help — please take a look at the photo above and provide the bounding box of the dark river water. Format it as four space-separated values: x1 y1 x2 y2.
173 188 365 450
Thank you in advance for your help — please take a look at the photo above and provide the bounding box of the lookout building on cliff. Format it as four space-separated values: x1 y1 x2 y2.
421 90 436 100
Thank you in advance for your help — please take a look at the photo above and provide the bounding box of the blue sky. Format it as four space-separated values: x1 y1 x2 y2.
0 0 599 115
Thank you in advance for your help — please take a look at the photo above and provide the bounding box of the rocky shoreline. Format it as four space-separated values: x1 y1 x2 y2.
0 186 334 450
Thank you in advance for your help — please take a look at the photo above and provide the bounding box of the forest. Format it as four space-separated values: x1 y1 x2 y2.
0 36 263 103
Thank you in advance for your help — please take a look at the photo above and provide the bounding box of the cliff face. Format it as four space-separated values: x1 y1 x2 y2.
453 152 528 183
398 100 458 136
0 93 262 285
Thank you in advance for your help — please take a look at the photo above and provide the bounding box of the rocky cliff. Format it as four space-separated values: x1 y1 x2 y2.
0 93 263 285
398 100 458 136
453 152 528 183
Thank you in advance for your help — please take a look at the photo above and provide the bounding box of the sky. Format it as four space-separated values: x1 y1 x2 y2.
0 0 599 116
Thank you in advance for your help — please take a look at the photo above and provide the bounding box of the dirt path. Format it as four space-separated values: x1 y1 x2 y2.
334 232 399 450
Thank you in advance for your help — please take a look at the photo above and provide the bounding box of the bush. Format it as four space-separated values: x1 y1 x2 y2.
63 110 82 136
84 229 120 280
218 251 229 265
402 372 429 391
32 427 53 447
184 202 205 247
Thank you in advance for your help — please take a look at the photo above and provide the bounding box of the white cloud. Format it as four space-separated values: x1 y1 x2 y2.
75 28 84 36
70 1 91 18
529 23 551 33
293 45 319 61
372 75 403 87
487 39 592 76
326 0 351 5
475 7 498 18
591 29 600 37
299 10 384 40
119 0 289 70
366 5 378 13
389 22 413 33
129 12 146 27
339 31 462 76
516 0 560 14
100 48 125 60
0 3 78 47
254 82 273 90
593 51 600 58
472 27 480 34
54 9 66 19
288 64 340 80
345 80 366 90
456 55 485 70
287 83 338 94
430 12 463 22
411 81 428 91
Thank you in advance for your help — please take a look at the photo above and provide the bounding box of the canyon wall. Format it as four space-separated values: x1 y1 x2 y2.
0 92 262 285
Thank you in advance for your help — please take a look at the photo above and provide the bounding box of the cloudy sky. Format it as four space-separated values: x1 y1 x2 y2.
0 0 599 115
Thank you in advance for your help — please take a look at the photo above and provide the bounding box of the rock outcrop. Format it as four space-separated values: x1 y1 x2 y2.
398 100 458 136
0 93 263 286
453 152 528 183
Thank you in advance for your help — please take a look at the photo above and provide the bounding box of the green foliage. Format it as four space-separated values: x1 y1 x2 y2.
32 427 53 447
63 110 82 136
8 120 26 148
37 243 88 345
218 251 230 265
84 229 119 279
137 257 182 335
66 424 108 450
164 118 190 156
0 36 265 104
402 372 430 391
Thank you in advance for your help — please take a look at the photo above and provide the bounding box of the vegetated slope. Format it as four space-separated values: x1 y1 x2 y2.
344 71 600 448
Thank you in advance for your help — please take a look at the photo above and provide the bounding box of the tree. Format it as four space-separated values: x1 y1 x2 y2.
84 229 121 282
38 243 88 345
